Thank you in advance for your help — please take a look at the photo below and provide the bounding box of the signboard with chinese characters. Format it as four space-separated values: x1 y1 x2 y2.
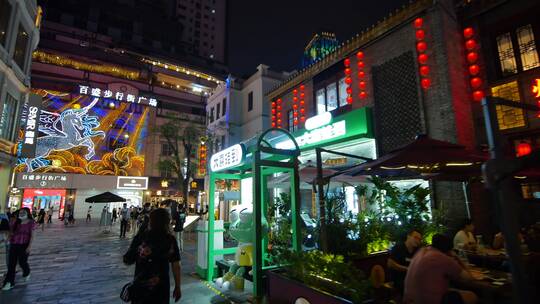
16 173 71 188
275 107 373 151
20 94 43 158
78 85 158 107
210 144 244 172
117 176 148 190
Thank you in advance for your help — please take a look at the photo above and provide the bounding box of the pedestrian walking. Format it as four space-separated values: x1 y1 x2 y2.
47 206 53 224
112 207 118 224
2 208 35 291
86 206 93 223
0 214 10 273
173 204 187 252
37 209 46 231
120 203 130 238
123 208 182 303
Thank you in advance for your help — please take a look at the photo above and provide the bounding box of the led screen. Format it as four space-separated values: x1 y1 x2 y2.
15 89 149 176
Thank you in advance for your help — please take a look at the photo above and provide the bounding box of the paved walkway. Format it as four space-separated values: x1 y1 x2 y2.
0 219 237 304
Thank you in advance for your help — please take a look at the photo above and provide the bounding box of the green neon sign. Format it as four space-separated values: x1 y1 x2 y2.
276 107 373 151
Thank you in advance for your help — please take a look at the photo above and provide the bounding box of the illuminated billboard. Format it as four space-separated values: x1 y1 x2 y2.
15 89 150 176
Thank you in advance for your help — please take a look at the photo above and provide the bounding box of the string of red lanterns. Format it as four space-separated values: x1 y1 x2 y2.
271 99 277 128
463 27 485 102
356 51 367 100
414 17 430 90
344 58 353 104
292 88 299 126
299 84 306 124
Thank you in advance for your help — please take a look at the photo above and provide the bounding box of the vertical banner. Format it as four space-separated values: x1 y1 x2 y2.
19 93 42 158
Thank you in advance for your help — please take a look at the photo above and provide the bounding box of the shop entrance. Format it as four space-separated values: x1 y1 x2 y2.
22 188 66 218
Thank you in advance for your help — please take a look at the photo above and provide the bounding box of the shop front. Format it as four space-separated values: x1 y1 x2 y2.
12 172 148 219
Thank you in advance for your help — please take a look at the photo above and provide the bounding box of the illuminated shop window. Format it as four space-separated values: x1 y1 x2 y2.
496 33 518 75
338 77 348 107
516 24 539 71
521 183 540 199
491 81 525 130
326 82 338 111
316 88 326 115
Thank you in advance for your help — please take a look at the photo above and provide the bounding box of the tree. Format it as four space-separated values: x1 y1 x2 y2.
157 118 204 205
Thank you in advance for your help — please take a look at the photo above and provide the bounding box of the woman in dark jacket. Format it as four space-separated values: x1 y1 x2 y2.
123 208 181 303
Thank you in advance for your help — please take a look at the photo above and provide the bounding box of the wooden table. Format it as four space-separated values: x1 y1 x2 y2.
452 267 513 304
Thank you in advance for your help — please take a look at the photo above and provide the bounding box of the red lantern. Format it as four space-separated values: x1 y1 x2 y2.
345 68 351 75
418 54 428 64
300 116 306 122
345 77 352 85
472 90 484 101
358 81 366 89
271 109 276 114
293 89 298 95
463 27 474 39
272 115 276 121
277 105 282 111
358 71 366 78
271 102 276 107
344 58 351 67
359 91 367 99
277 112 282 117
470 77 482 89
271 122 276 128
300 108 305 114
347 96 353 104
293 121 298 126
356 51 364 59
293 112 298 117
293 96 298 101
277 119 282 124
517 141 532 157
421 78 431 89
357 61 365 68
416 41 427 53
469 64 480 75
300 100 305 105
293 104 298 109
465 39 476 51
414 17 423 29
467 52 478 63
300 84 305 90
416 29 425 41
277 98 282 104
300 93 305 98
419 65 430 76
346 87 353 94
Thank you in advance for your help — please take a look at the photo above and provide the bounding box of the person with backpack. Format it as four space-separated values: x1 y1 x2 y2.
2 208 35 291
123 208 181 303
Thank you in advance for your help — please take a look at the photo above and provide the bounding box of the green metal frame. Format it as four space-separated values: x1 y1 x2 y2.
205 128 302 299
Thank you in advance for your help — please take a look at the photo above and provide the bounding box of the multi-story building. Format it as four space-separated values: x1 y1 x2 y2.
176 0 227 63
265 0 477 224
8 13 224 218
0 0 41 213
206 64 288 152
458 0 540 233
35 0 228 69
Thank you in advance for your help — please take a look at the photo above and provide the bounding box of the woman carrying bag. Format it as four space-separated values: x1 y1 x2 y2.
123 208 182 303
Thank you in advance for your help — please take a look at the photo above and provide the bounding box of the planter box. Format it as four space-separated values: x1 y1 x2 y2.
266 270 354 304
350 251 390 280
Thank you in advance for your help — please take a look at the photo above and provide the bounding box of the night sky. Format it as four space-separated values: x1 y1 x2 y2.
228 0 412 77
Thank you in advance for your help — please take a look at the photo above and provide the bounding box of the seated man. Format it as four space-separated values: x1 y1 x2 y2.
454 219 477 251
387 229 422 295
404 234 478 304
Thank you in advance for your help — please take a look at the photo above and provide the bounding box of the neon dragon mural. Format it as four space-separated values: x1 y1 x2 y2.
16 89 149 176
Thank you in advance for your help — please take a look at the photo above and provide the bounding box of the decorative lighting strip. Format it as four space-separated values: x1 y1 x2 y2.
414 17 431 90
533 78 540 118
356 51 367 100
300 84 306 124
33 51 140 80
293 88 299 126
142 58 221 84
463 27 484 102
344 58 353 104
